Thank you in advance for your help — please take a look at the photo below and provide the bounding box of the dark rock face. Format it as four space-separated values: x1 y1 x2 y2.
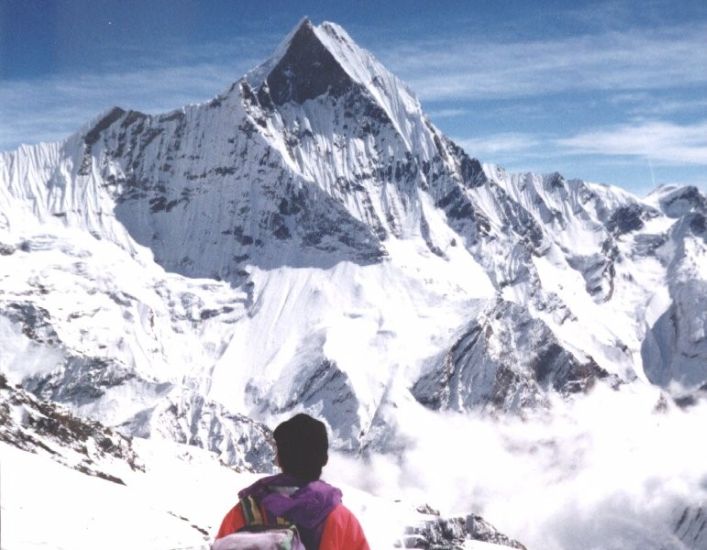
659 186 707 218
24 355 140 406
248 358 361 450
0 380 143 484
641 283 707 391
492 185 546 251
140 393 276 472
80 107 134 175
1 301 170 409
566 249 616 301
436 186 475 221
84 107 127 147
673 506 707 549
607 204 645 235
402 510 527 549
266 20 354 105
546 172 566 190
441 140 487 190
632 233 668 255
279 181 388 264
4 302 58 344
412 301 611 412
689 213 706 237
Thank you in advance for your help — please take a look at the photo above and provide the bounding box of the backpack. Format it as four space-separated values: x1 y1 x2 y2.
211 495 306 550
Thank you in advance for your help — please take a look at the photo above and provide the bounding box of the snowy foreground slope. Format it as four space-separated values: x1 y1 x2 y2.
1 18 706 550
0 375 526 549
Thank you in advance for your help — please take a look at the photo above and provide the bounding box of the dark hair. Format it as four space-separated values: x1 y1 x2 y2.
273 413 329 481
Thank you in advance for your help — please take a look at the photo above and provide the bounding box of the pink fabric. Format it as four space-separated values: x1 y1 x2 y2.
215 503 370 550
319 505 370 550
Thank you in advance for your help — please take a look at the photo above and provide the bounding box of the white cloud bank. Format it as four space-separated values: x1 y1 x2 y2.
329 384 707 550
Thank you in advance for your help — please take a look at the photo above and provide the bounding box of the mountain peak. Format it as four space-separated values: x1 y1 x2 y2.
263 18 354 105
242 18 424 150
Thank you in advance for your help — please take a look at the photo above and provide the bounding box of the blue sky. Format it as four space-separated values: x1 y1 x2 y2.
1 0 706 196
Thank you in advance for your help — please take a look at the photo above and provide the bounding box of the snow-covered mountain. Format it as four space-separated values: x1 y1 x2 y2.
1 18 706 550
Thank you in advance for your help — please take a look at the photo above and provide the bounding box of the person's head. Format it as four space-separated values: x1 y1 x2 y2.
273 413 329 481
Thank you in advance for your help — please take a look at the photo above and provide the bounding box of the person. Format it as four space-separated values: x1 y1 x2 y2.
214 413 370 550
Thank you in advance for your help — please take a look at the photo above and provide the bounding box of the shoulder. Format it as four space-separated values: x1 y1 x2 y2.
215 502 246 540
326 504 358 523
320 504 370 550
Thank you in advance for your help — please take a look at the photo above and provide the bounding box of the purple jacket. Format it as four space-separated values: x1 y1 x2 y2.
239 473 342 549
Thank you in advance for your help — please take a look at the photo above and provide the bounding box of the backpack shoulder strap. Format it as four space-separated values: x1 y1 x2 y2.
239 495 290 529
240 495 265 527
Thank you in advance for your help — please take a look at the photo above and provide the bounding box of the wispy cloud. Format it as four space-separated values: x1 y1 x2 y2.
454 133 542 158
426 108 470 119
0 63 245 151
448 123 707 195
379 23 707 102
557 119 707 165
630 98 707 117
605 92 707 117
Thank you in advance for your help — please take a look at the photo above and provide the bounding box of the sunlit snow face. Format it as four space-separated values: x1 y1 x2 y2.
326 383 707 550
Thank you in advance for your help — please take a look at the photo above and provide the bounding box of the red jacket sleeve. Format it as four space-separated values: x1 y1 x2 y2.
319 504 370 550
215 503 246 540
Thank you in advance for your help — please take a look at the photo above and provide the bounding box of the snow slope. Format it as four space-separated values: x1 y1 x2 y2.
0 376 526 550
